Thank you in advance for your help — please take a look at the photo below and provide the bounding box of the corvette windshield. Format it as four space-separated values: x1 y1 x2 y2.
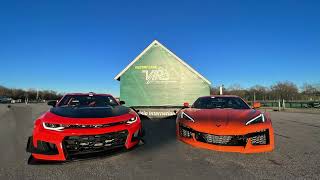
192 97 250 109
57 95 119 107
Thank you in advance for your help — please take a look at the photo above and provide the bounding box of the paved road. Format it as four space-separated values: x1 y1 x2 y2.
0 104 319 179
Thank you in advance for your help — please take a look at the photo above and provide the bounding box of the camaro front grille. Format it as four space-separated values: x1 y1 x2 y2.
179 125 269 146
63 130 128 156
66 121 126 129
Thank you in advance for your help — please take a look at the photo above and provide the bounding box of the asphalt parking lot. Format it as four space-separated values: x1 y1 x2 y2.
0 104 319 179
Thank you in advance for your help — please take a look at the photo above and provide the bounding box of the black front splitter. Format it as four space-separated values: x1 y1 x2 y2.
27 139 145 165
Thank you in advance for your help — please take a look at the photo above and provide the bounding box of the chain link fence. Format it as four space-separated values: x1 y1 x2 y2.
248 100 320 109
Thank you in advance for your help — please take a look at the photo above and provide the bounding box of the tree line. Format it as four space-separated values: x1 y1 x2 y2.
1 81 320 102
211 81 320 101
0 85 63 101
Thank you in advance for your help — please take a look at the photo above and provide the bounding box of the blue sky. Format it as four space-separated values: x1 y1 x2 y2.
0 0 319 95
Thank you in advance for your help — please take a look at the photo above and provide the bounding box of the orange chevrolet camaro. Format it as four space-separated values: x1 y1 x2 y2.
176 95 274 153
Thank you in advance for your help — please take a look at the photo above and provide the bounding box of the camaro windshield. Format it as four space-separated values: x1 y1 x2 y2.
57 95 119 107
192 97 250 109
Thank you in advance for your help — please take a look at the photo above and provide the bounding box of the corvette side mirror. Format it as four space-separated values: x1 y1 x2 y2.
252 102 261 109
47 100 57 107
120 101 125 105
183 102 190 108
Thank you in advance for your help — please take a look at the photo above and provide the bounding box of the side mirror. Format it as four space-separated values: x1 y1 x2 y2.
183 102 190 108
120 101 125 105
47 100 57 107
252 102 261 109
131 107 139 113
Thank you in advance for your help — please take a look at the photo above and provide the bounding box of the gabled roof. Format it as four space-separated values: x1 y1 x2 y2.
114 40 211 85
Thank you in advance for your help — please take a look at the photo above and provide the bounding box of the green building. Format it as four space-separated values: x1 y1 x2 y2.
114 40 211 107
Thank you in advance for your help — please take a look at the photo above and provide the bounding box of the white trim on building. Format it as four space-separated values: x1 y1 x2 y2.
114 40 211 85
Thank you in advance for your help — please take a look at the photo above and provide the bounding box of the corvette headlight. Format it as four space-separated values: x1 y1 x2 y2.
43 122 68 131
179 112 195 122
126 116 138 125
246 114 265 126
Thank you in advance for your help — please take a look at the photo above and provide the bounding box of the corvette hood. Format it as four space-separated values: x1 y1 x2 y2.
182 108 261 128
40 106 134 125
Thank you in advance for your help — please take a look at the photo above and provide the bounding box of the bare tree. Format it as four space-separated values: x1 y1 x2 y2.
225 84 249 99
0 85 63 101
271 81 299 100
210 86 219 95
249 85 268 101
301 83 320 100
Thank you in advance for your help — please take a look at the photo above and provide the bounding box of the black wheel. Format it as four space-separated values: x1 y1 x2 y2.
27 155 39 165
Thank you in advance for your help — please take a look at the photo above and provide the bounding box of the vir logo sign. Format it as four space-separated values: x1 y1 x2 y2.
142 68 170 84
135 65 176 84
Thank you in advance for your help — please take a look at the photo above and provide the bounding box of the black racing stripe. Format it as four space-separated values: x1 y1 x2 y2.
50 106 130 118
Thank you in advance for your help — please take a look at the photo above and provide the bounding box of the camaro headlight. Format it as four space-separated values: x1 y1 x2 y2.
126 116 138 125
245 114 265 126
179 112 195 122
43 122 68 131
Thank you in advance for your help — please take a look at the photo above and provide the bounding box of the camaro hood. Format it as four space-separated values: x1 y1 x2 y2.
50 106 130 118
40 106 134 125
182 108 262 127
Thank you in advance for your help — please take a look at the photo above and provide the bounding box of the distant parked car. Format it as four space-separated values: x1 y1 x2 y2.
15 99 22 103
0 96 12 104
309 102 320 108
305 102 320 108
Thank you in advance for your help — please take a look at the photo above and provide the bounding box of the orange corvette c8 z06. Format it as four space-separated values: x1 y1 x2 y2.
176 95 274 153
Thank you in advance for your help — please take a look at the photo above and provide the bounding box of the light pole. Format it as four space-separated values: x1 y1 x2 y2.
219 85 224 95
